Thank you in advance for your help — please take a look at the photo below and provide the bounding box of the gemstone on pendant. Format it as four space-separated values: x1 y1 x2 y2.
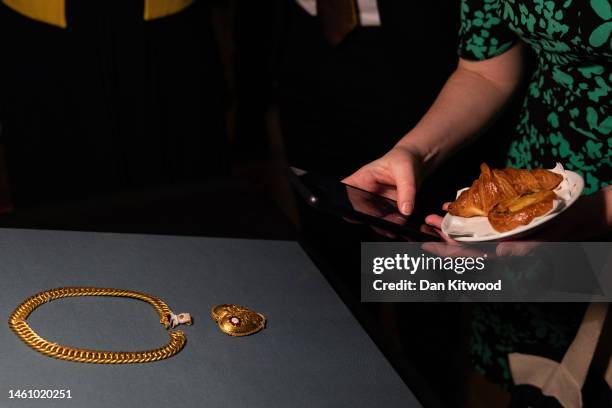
229 316 241 327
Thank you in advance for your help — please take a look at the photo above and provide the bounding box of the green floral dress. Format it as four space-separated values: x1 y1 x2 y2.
458 0 611 385
460 0 611 193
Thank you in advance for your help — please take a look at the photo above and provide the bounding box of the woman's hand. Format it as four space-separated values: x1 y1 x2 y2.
343 44 525 218
342 144 425 216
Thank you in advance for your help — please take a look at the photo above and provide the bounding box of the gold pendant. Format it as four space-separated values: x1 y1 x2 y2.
210 304 266 336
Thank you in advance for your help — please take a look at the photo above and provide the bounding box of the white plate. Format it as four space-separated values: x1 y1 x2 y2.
441 164 584 242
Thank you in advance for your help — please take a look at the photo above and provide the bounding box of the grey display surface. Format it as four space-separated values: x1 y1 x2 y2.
0 229 420 408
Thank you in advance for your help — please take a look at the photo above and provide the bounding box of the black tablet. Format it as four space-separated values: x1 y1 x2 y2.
289 167 436 241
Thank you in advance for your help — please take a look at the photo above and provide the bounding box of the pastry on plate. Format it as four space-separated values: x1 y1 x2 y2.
487 190 557 232
448 163 563 217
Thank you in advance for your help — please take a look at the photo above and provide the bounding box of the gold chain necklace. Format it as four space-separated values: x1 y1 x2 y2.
8 287 192 364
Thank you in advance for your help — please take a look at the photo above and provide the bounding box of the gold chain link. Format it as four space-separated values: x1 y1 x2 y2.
8 287 189 364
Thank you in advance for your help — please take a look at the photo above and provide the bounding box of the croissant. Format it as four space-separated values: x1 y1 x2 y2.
488 190 557 232
447 163 562 218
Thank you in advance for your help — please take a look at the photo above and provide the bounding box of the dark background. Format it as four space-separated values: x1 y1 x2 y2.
0 1 527 407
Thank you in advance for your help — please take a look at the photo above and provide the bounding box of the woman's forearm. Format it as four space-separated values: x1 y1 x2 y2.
396 43 525 172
